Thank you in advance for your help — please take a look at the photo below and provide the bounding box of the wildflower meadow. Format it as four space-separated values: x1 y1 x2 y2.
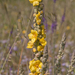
0 0 75 75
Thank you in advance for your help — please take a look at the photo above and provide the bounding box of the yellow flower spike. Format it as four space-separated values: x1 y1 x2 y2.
33 1 39 6
33 48 36 52
37 46 44 51
39 37 47 46
28 0 47 74
30 66 36 73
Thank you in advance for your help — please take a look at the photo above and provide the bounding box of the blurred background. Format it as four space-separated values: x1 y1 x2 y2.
0 0 75 75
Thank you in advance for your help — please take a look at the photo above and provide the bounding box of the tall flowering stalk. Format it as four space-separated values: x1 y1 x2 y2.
27 0 47 75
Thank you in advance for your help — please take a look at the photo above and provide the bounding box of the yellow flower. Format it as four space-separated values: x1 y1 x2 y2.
39 62 43 68
29 60 33 65
28 30 38 39
36 60 41 64
18 19 21 22
41 29 46 38
33 23 36 27
29 73 33 75
28 30 38 43
42 29 45 35
22 30 26 34
29 59 42 74
37 46 44 51
36 12 41 19
29 65 32 69
33 48 36 52
66 26 70 30
29 73 38 75
30 66 36 73
40 10 43 14
36 19 41 25
33 1 39 6
29 0 42 4
29 59 40 67
29 0 34 3
39 38 47 46
29 59 35 69
27 41 34 48
43 34 46 38
31 38 37 43
41 25 45 29
36 68 40 73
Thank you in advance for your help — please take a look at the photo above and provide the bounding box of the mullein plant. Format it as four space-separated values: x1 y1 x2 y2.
27 0 48 75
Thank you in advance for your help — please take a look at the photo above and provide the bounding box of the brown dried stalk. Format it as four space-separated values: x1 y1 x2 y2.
67 52 75 75
55 33 66 75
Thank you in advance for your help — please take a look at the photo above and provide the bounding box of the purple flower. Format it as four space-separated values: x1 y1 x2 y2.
62 68 66 72
10 27 13 36
51 21 57 32
13 46 18 51
10 67 12 71
53 0 57 3
42 17 48 32
55 44 58 48
61 8 66 25
49 68 52 72
9 46 12 54
45 23 48 32
61 13 65 23
43 17 45 22
0 40 9 44
62 63 66 66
